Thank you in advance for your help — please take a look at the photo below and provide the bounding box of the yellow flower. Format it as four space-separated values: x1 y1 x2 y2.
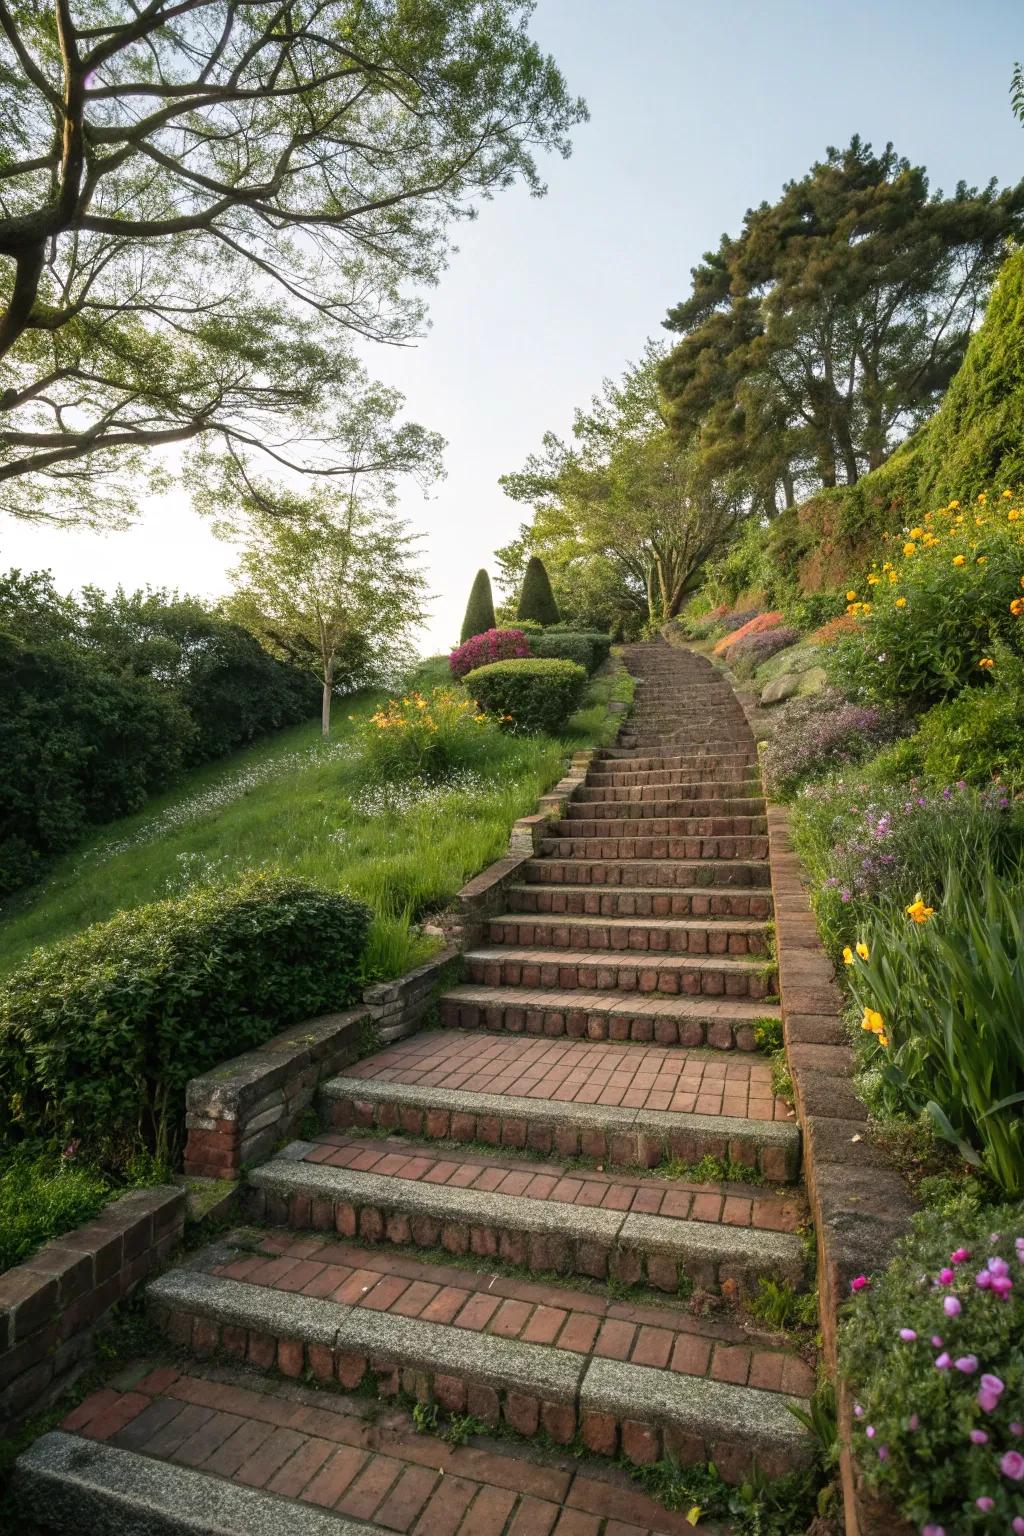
977 556 988 564
906 896 935 924
888 571 899 583
867 573 879 585
846 590 857 601
952 554 966 567
949 500 961 510
860 1007 885 1035
895 597 907 608
843 946 855 966
1004 489 1014 499
1011 598 1024 617
909 527 924 540
978 492 988 503
903 543 916 558
882 561 893 572
1020 575 1024 589
979 657 995 669
861 602 872 613
856 941 869 960
878 1033 890 1048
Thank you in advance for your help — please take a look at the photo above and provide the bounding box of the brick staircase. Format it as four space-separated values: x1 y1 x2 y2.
14 642 815 1536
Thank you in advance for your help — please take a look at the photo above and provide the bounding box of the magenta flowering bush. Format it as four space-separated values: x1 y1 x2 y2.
727 624 801 667
842 1184 1024 1532
448 627 531 680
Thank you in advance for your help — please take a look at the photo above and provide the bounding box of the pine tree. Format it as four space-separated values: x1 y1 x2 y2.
460 569 497 642
516 556 560 626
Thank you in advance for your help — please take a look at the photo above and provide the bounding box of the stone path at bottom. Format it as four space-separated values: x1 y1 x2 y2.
56 1365 719 1535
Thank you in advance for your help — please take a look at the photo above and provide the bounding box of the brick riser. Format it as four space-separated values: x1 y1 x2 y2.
509 885 773 918
554 816 769 837
485 917 770 957
525 858 772 889
538 836 770 861
465 954 776 1002
439 993 772 1051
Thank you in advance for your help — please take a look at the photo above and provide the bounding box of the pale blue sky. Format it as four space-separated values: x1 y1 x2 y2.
5 0 1023 651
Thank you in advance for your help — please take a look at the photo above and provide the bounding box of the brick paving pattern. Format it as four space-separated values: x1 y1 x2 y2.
344 1031 790 1120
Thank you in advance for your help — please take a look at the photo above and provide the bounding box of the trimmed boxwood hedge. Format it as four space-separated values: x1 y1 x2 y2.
531 631 611 673
465 657 587 733
0 873 371 1169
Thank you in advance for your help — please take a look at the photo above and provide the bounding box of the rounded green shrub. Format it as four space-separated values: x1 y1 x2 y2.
459 568 497 643
911 679 1024 788
464 658 586 733
0 874 372 1168
516 556 560 626
842 1182 1024 1533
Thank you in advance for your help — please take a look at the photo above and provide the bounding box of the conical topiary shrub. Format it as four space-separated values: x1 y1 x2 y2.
516 556 560 627
460 569 497 643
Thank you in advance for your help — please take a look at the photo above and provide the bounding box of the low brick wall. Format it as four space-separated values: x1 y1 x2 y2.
0 1184 184 1434
364 948 460 1044
184 1009 374 1180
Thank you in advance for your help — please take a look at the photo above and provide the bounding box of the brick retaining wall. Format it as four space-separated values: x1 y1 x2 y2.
0 1184 184 1435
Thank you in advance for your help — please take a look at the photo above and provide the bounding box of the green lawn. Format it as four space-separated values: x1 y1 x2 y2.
0 661 631 980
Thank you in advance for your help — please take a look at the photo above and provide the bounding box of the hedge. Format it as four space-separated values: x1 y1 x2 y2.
516 556 561 626
530 630 612 674
0 874 371 1169
459 568 497 643
464 657 587 733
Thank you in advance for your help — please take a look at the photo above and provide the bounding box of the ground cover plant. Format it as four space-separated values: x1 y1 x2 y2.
0 1144 111 1273
449 627 531 678
842 1179 1024 1533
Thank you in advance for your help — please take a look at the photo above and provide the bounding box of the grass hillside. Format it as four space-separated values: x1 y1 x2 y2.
0 661 628 980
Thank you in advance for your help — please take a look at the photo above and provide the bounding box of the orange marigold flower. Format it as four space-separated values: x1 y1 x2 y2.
979 657 995 670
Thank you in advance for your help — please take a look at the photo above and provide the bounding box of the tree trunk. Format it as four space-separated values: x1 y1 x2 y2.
321 673 333 737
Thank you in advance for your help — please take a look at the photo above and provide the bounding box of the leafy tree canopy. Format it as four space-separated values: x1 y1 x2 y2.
0 0 586 523
500 342 740 633
659 137 1024 516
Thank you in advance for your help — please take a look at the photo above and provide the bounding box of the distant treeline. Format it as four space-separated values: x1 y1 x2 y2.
0 573 319 898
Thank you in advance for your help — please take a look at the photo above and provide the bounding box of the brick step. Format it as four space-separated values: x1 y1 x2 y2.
597 752 758 769
142 1262 811 1480
568 796 766 818
465 947 775 1001
440 984 779 1050
537 836 770 863
507 883 773 919
486 913 771 958
245 1153 805 1296
586 769 760 789
575 781 763 804
552 816 768 839
32 1379 732 1534
524 857 772 889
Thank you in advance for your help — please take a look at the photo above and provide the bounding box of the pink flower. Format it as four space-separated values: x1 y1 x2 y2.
970 1430 989 1445
908 1414 920 1431
976 1270 993 1290
976 1497 995 1512
943 1296 961 1317
1011 1422 1023 1437
1001 1450 1024 1481
980 1373 1005 1396
866 1425 876 1439
850 1275 870 1292
931 1335 944 1348
1015 1237 1024 1261
899 1329 918 1342
992 1275 1014 1297
954 1355 978 1374
951 1248 971 1264
877 1445 889 1461
1012 1518 1024 1535
978 1374 1005 1413
853 1403 864 1418
922 1525 946 1536
934 1352 951 1369
938 1267 954 1285
988 1256 1010 1277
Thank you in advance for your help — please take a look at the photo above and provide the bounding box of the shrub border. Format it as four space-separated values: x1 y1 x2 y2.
726 674 918 1536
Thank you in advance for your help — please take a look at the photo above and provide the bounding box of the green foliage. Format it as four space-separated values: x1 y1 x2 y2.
753 1017 784 1054
516 555 561 626
827 495 1024 710
782 590 846 631
746 1277 819 1333
661 137 1024 518
530 630 611 673
846 867 1024 1195
464 658 587 733
0 1145 110 1272
628 1452 822 1535
887 665 1024 788
0 874 371 1169
0 572 317 897
459 569 497 643
841 1187 1024 1532
358 687 502 780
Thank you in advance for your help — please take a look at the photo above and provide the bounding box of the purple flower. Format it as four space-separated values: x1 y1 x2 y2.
931 1335 944 1348
934 1352 952 1369
877 1445 889 1462
970 1430 989 1445
1013 1519 1024 1536
987 1256 1010 1277
1011 1422 1023 1437
922 1525 946 1536
908 1414 920 1431
853 1403 864 1418
954 1355 978 1374
899 1329 918 1342
976 1270 993 1290
943 1296 961 1317
976 1497 995 1512
978 1374 1005 1413
1001 1450 1024 1481
865 1425 876 1439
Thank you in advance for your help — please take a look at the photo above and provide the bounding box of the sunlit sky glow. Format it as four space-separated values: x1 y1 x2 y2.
4 0 1022 654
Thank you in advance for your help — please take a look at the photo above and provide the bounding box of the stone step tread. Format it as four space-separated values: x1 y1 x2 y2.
441 983 781 1024
298 1133 804 1231
33 1372 713 1535
467 945 771 973
143 1271 812 1474
206 1227 811 1388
